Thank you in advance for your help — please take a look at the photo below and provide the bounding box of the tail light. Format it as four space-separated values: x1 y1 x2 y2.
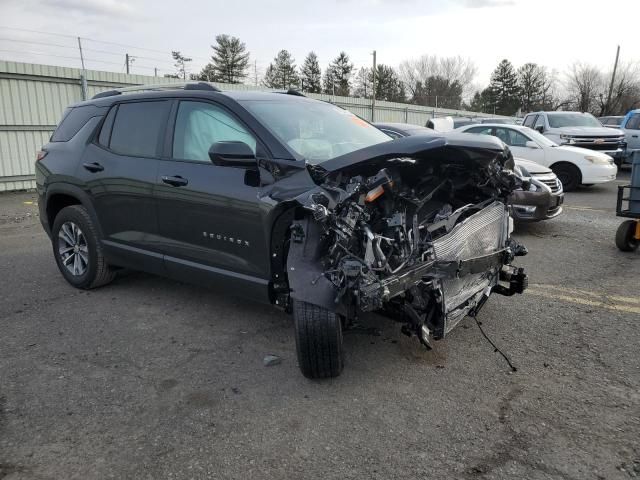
36 150 48 161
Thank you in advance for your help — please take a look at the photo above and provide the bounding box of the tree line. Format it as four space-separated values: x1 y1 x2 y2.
168 35 640 116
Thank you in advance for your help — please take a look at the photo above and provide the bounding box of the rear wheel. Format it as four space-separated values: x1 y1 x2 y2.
293 300 344 379
51 205 116 289
551 163 581 192
615 220 639 252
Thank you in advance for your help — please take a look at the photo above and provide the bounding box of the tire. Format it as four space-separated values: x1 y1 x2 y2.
293 300 344 379
551 163 581 192
615 220 639 252
51 205 116 289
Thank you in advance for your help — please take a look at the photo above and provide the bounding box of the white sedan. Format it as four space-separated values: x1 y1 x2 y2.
458 124 617 191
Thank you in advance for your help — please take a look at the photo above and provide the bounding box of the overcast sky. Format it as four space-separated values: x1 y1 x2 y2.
1 0 638 90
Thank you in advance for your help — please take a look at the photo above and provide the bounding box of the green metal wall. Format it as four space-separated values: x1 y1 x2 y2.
0 60 505 192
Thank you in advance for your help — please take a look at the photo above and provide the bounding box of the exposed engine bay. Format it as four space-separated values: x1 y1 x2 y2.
284 134 528 348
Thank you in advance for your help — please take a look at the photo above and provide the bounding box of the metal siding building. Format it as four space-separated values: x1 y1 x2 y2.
0 60 505 192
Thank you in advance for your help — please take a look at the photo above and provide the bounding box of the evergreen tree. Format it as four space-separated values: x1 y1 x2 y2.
410 76 462 108
373 64 406 102
487 59 521 115
196 63 217 82
517 63 546 112
263 50 299 89
171 51 192 80
324 52 353 96
210 34 250 84
300 52 322 93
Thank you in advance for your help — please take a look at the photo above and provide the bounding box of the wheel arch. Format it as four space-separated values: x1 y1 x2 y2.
549 160 583 187
45 184 104 239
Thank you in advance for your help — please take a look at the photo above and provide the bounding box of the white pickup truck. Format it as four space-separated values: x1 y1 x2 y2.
523 111 626 166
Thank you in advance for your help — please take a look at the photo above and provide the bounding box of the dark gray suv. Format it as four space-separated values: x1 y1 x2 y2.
37 83 528 378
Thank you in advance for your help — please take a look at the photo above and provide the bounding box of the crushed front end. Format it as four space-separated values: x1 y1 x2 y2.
286 134 528 347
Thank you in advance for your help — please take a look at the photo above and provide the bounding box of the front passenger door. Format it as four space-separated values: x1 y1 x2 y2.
496 127 546 166
624 113 640 155
155 100 272 301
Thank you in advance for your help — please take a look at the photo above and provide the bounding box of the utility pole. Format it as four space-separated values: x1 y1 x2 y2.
605 45 620 115
125 53 130 74
254 60 258 86
154 67 158 77
77 37 87 100
371 50 377 122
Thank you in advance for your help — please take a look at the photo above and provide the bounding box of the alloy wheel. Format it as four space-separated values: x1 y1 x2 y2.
58 221 89 276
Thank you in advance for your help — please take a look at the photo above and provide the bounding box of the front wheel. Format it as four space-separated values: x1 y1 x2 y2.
615 220 639 252
293 300 344 379
551 163 581 192
51 205 116 289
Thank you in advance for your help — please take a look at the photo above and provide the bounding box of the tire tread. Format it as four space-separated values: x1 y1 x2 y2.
293 300 344 379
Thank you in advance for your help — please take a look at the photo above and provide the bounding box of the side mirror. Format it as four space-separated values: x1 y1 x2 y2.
208 141 256 167
525 140 540 149
535 125 545 134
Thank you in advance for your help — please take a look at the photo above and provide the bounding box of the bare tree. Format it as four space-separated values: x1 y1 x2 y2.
398 55 477 105
565 62 604 113
598 62 640 115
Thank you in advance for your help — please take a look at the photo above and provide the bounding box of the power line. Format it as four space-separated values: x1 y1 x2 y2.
0 26 210 63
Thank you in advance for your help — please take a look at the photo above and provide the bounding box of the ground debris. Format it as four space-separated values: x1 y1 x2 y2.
263 354 282 367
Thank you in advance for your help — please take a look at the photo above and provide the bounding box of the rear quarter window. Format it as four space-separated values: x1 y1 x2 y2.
51 105 107 142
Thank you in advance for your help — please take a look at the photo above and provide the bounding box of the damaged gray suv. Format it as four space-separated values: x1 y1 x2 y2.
36 83 528 378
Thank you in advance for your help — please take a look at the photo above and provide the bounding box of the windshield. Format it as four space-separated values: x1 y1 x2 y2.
241 100 391 164
547 113 602 128
523 128 558 147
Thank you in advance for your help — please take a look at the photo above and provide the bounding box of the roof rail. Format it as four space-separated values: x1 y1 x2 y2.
91 81 221 100
276 89 306 97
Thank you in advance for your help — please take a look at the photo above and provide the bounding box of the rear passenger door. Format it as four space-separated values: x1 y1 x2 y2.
79 99 171 273
154 99 272 301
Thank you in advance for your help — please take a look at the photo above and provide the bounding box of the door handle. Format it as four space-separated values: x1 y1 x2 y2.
632 135 638 138
161 175 188 187
83 162 104 173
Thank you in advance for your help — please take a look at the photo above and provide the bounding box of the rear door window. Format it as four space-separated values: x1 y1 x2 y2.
108 101 171 157
466 126 493 135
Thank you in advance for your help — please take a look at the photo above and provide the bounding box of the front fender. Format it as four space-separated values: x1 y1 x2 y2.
286 216 348 315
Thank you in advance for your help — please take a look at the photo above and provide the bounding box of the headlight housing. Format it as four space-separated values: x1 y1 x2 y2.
560 134 576 144
584 155 611 165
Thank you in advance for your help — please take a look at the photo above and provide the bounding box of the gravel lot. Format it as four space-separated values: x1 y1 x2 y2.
1 170 638 480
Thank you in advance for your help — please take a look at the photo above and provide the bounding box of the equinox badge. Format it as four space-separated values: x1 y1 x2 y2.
203 231 250 247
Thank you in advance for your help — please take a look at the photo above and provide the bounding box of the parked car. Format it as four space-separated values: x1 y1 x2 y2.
475 117 518 125
451 117 477 129
36 83 528 379
450 117 516 129
619 109 640 166
599 115 625 127
458 123 617 191
375 123 563 221
522 111 626 166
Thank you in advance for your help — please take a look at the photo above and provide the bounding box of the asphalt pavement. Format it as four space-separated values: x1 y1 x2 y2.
0 170 638 479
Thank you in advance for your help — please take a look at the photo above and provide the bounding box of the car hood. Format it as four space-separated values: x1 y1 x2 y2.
549 126 624 136
514 158 551 174
317 133 509 176
553 145 612 159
